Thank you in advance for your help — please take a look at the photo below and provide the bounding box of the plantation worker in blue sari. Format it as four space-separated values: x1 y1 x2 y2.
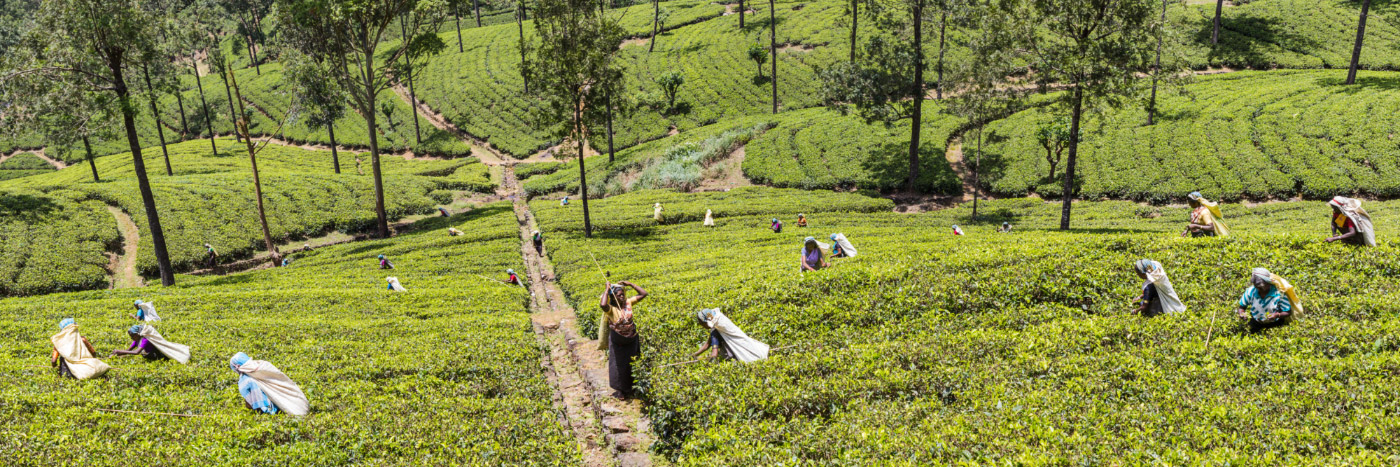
1182 192 1230 237
230 352 310 415
130 300 161 322
1235 268 1302 332
829 233 857 258
1132 260 1186 316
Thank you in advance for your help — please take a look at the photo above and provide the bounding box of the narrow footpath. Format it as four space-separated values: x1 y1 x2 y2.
504 167 655 467
106 206 145 289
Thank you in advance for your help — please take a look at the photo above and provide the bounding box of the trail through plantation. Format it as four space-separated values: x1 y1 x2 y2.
505 166 655 467
105 206 144 289
945 138 976 202
391 85 508 165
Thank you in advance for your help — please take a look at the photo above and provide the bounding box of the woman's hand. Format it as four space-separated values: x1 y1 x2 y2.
1235 308 1249 319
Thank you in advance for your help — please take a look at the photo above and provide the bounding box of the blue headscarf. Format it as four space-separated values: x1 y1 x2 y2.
230 352 252 372
128 324 144 335
696 308 718 327
377 255 385 260
134 300 143 307
59 318 74 330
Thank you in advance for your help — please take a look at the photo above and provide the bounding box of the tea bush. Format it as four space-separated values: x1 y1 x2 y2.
528 186 894 233
980 70 1400 202
0 188 119 296
0 204 580 465
537 191 1400 463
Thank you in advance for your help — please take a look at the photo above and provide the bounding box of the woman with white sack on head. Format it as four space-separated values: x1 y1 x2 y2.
229 352 311 415
1131 260 1186 317
692 308 769 363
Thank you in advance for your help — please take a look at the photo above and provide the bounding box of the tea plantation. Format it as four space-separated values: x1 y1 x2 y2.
981 70 1400 202
0 139 490 295
0 204 580 464
535 190 1400 463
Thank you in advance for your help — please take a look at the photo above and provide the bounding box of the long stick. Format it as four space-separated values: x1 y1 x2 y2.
95 408 203 418
588 250 609 282
1204 308 1221 352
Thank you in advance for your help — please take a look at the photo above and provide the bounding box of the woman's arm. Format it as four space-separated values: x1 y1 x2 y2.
623 281 648 304
110 339 143 356
51 348 60 365
82 337 98 357
691 341 712 358
1327 225 1357 242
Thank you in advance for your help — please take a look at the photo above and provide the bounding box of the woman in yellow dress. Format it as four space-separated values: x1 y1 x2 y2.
1182 192 1230 238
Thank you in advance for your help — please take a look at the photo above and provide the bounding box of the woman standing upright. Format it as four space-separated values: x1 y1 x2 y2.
599 280 648 398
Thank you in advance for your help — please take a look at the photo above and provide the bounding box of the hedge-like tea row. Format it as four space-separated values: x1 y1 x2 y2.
0 204 579 464
537 191 1400 463
980 70 1400 202
0 189 119 296
528 186 894 233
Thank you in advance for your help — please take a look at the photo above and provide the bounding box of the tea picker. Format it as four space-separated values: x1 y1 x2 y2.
532 230 544 254
51 318 109 380
1234 268 1301 333
691 308 769 363
797 214 807 228
378 254 395 270
829 233 857 258
1130 260 1185 317
204 243 219 268
229 352 311 415
506 269 524 287
439 207 450 217
771 218 783 233
130 300 161 322
109 324 191 364
1326 196 1375 246
800 237 829 272
448 227 464 236
386 276 407 291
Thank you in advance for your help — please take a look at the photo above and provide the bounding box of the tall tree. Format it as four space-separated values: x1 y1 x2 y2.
0 0 177 285
174 5 221 154
530 0 626 237
452 0 464 51
208 45 241 142
276 0 445 238
768 0 778 113
932 0 967 100
228 61 285 266
285 52 348 173
140 62 175 176
648 0 659 52
473 0 482 26
818 0 928 189
223 0 266 75
738 0 744 28
1211 0 1222 45
1345 0 1372 85
399 14 424 145
517 0 531 93
984 0 1165 229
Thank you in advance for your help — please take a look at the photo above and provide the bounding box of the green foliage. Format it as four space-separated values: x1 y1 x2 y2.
655 70 685 113
536 192 1400 463
980 70 1400 202
0 205 580 464
747 43 768 77
1174 0 1400 71
528 186 893 233
0 153 55 170
0 189 118 296
744 104 965 193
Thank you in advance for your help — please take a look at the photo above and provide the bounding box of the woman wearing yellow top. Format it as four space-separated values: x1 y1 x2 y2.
1182 192 1230 238
598 280 648 398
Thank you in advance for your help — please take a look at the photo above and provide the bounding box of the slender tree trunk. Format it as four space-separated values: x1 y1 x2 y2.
108 51 174 286
192 59 217 154
401 16 423 145
973 127 982 217
849 0 857 62
1212 0 1223 45
455 5 464 52
649 0 660 52
739 0 745 28
576 102 593 237
474 0 482 27
769 0 778 114
328 123 341 174
518 3 530 93
247 38 261 75
606 89 616 163
1060 85 1084 230
364 55 390 238
174 87 189 137
229 72 280 265
907 0 924 188
220 69 240 142
142 64 173 176
1149 0 1165 125
82 134 99 182
1346 0 1371 85
936 10 946 100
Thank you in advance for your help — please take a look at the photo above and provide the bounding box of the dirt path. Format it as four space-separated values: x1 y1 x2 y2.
945 138 975 202
504 167 654 467
391 85 509 166
106 206 145 289
0 149 67 170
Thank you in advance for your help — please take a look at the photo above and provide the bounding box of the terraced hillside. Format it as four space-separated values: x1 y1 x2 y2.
979 70 1400 202
0 205 579 465
533 189 1400 463
0 139 489 295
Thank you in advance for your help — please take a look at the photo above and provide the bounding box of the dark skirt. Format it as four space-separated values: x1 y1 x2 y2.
607 328 641 396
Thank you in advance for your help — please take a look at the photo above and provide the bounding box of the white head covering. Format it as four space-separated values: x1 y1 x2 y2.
132 324 191 364
1133 260 1185 313
134 300 161 322
829 233 858 257
387 277 406 291
695 308 769 362
1330 196 1376 246
704 209 714 226
230 353 311 416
